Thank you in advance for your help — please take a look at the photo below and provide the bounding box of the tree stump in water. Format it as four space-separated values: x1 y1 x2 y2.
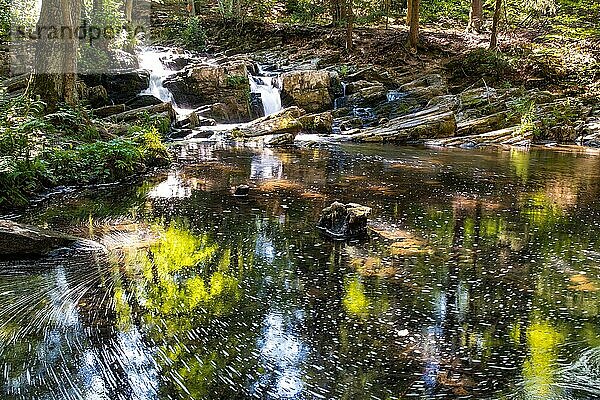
317 202 371 239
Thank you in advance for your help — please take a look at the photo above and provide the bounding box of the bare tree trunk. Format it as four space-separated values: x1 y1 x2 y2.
31 0 81 109
331 0 343 25
125 0 134 22
384 0 390 29
490 0 502 49
345 0 353 51
467 0 483 32
92 0 102 14
187 0 196 16
407 0 419 49
406 0 412 25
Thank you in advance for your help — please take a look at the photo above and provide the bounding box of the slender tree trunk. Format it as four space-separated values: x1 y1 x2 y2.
407 0 419 49
345 0 353 51
406 0 412 25
331 0 343 25
92 0 102 14
125 0 134 22
187 0 196 16
234 0 241 20
467 0 483 32
490 0 502 49
384 0 390 29
31 0 81 109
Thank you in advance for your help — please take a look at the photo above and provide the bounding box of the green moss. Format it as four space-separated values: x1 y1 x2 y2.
226 75 249 89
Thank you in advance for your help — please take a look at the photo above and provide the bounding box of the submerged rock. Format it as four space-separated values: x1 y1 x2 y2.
317 202 371 239
233 184 250 197
0 220 96 257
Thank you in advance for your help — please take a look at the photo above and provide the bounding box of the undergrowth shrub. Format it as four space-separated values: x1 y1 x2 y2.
454 48 513 83
46 137 144 185
182 16 207 51
0 95 172 208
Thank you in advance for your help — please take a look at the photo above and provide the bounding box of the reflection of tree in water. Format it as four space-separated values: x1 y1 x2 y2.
112 220 266 399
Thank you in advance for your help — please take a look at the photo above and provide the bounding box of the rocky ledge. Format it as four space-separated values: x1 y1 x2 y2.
0 220 106 258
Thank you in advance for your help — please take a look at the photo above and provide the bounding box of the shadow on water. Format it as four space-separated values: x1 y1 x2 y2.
2 142 600 399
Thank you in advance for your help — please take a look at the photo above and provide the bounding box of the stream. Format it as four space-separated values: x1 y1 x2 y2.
2 141 600 399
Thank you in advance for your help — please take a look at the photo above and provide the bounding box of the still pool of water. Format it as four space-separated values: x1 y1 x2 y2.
2 143 600 399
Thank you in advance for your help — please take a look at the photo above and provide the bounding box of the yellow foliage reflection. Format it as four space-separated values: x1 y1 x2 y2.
522 318 565 399
343 277 370 317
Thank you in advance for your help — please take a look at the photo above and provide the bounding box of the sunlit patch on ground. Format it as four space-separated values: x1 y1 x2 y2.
299 191 326 199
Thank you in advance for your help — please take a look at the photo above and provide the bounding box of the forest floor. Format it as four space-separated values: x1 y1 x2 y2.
190 17 599 97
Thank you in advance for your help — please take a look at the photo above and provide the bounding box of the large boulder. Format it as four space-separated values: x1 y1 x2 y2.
81 70 150 104
346 66 399 88
0 74 29 93
161 52 198 71
580 109 600 146
175 111 217 130
232 106 305 138
346 83 387 107
534 99 589 142
299 111 333 134
346 80 380 95
317 202 371 239
456 111 520 136
106 102 175 123
104 49 140 73
281 70 333 113
164 62 252 122
126 94 164 109
79 84 110 109
0 220 78 257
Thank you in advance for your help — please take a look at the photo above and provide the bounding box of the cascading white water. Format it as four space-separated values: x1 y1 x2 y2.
137 48 197 117
249 75 283 116
334 82 347 109
137 49 176 103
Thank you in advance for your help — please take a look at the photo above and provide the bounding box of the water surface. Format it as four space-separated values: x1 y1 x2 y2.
2 143 600 399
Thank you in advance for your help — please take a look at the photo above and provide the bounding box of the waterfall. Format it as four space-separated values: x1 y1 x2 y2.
138 49 176 104
249 75 283 116
334 82 347 109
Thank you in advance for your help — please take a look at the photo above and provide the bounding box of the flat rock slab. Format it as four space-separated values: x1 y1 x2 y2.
0 220 80 257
